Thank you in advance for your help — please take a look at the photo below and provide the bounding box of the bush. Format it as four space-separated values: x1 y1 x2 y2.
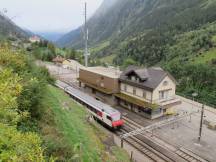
0 46 55 161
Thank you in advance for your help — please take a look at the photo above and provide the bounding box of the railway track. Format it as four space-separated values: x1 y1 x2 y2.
117 127 175 162
122 116 209 162
55 80 209 162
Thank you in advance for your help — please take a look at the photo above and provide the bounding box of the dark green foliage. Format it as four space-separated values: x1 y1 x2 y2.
0 46 51 161
31 41 57 61
122 58 137 69
17 65 55 132
64 48 83 62
165 63 216 106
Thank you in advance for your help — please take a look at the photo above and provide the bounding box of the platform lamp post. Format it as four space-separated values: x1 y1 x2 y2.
198 104 205 142
190 92 198 122
121 138 124 148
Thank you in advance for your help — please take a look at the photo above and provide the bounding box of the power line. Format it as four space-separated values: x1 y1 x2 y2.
120 111 199 139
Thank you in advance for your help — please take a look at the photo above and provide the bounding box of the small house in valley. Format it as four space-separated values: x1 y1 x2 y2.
62 59 85 72
52 55 65 64
29 35 40 43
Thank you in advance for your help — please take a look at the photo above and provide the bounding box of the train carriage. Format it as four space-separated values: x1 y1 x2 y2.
56 80 124 129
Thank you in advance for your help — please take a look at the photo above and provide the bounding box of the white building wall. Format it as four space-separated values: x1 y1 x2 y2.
136 88 143 97
152 76 176 104
127 85 134 93
120 83 152 103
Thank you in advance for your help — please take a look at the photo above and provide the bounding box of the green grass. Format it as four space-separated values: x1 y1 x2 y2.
212 35 216 44
202 0 216 8
101 54 116 65
90 41 110 54
40 85 130 162
192 48 216 64
56 48 67 56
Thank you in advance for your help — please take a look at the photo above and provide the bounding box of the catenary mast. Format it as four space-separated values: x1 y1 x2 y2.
84 2 89 67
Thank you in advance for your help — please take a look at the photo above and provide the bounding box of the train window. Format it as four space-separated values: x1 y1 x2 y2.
93 109 97 114
97 111 103 117
106 116 112 121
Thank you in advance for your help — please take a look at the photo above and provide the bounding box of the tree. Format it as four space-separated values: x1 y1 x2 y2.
122 58 136 69
0 47 52 161
0 69 22 125
0 123 45 162
47 43 56 54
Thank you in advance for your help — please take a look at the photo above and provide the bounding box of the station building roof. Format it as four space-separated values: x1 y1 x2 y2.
81 66 122 79
120 66 177 91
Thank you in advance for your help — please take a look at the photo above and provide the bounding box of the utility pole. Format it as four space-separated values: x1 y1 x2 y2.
84 2 89 67
191 92 198 122
198 104 205 142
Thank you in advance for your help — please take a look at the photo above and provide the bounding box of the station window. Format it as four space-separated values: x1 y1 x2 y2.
159 90 169 100
143 91 147 98
100 83 104 87
133 87 136 95
124 85 127 92
131 76 136 81
106 116 112 121
163 81 168 86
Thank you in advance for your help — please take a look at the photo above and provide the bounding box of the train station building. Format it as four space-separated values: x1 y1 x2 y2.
78 66 121 106
78 66 181 119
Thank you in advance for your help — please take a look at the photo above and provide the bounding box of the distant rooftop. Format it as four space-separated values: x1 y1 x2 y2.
81 66 122 78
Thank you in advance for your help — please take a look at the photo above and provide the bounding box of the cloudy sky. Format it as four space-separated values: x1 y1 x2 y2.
0 0 102 33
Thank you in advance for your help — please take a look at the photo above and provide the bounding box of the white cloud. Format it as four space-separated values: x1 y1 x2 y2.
0 0 102 32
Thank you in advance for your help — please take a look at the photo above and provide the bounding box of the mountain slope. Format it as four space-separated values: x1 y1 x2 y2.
57 0 216 107
56 0 118 47
59 0 216 65
0 13 29 40
57 0 216 49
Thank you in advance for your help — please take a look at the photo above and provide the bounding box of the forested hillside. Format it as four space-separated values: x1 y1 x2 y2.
0 41 129 161
0 13 29 40
57 0 216 49
0 43 54 161
58 0 216 107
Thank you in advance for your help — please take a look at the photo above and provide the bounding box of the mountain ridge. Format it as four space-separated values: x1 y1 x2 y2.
0 13 29 40
57 0 216 50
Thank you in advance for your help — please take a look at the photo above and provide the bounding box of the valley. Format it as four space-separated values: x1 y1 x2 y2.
0 0 216 161
56 0 216 107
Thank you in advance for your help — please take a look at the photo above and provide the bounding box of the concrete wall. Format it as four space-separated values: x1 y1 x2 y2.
152 76 176 104
80 69 119 93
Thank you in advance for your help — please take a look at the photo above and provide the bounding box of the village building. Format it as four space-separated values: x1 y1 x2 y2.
78 66 181 119
29 35 40 43
52 55 65 64
62 59 85 72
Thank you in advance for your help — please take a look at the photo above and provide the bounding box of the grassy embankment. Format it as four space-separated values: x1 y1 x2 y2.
40 85 130 162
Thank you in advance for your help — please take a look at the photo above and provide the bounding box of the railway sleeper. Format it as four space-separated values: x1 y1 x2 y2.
125 138 166 162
